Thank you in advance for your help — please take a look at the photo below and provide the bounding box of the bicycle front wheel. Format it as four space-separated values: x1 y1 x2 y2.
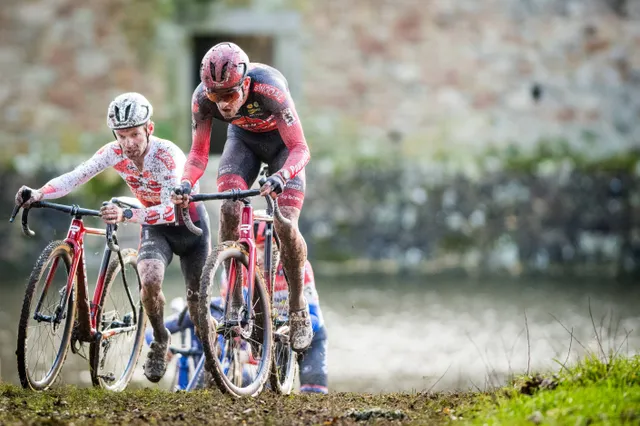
17 241 77 390
89 248 146 391
199 242 273 397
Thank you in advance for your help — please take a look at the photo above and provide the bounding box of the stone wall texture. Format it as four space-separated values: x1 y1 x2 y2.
301 0 640 162
1 0 168 163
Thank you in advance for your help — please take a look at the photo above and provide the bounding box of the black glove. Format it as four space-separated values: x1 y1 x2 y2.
174 181 192 196
263 174 285 195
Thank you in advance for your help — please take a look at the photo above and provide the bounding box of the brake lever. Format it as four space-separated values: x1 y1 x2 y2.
9 205 20 223
10 188 33 223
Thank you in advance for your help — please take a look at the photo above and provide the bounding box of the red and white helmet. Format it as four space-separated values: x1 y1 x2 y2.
200 42 250 91
106 92 153 130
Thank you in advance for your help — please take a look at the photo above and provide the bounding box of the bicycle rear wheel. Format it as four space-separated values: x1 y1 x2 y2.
89 249 146 391
199 242 272 397
17 241 76 390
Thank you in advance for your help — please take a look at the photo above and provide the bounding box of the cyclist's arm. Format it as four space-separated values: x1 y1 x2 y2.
274 98 310 181
39 143 117 199
182 88 213 187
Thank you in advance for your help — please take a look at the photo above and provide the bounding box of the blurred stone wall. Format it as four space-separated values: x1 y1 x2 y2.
0 0 171 167
302 0 640 164
300 156 640 278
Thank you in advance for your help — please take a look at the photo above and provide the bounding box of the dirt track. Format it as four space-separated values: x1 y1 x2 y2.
0 384 476 425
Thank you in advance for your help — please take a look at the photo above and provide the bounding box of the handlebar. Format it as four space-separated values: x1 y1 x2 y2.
174 167 292 236
182 188 291 236
9 189 120 252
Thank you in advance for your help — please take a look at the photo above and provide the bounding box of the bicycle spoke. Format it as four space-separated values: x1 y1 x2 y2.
90 249 145 391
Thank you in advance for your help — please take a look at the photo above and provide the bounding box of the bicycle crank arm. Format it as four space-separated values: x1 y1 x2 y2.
97 372 116 383
274 325 290 344
33 312 55 323
99 325 137 340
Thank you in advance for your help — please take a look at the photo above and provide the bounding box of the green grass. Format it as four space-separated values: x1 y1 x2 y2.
465 355 640 425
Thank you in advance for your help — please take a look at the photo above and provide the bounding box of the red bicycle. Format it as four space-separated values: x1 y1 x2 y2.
177 178 296 397
10 189 146 391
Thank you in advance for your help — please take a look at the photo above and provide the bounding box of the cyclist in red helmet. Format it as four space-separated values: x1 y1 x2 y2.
172 41 313 352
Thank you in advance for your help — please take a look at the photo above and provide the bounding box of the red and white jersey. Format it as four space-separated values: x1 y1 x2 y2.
40 137 198 225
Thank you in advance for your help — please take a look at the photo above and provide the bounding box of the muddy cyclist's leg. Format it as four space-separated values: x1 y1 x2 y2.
274 206 307 311
138 259 170 344
180 204 212 338
270 165 307 311
217 129 261 306
137 225 173 343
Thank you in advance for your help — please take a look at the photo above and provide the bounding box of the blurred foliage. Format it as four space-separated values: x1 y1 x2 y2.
81 168 128 207
153 119 178 143
479 138 640 175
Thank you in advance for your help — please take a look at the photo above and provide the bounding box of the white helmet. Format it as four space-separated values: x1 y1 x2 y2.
106 92 153 130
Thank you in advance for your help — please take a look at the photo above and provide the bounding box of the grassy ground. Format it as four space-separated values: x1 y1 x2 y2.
0 355 638 425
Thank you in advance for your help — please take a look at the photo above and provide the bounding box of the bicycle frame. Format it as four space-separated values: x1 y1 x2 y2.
232 202 258 320
36 216 136 343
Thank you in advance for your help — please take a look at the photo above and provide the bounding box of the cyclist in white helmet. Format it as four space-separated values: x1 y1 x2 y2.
14 92 212 384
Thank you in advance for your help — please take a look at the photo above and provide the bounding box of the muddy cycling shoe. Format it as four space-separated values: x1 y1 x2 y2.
289 302 313 353
143 328 171 383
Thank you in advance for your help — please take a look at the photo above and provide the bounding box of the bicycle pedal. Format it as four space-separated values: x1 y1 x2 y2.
98 372 116 383
274 326 290 344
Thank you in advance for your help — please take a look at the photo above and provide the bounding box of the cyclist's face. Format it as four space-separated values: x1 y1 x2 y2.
114 123 152 159
206 77 250 119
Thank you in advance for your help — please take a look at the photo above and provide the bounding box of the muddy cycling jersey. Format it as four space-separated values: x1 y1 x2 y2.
183 63 310 187
39 137 200 225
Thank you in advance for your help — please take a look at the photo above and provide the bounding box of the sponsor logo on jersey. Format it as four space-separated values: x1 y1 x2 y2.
125 175 141 189
247 101 262 115
163 205 175 222
146 210 160 224
254 83 286 104
231 116 277 132
147 180 162 193
281 108 297 126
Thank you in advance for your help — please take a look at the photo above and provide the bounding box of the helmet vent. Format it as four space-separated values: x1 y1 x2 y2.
209 61 216 81
220 62 229 82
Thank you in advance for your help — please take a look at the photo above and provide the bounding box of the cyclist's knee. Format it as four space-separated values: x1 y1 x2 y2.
274 206 303 241
220 200 242 225
138 259 164 294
